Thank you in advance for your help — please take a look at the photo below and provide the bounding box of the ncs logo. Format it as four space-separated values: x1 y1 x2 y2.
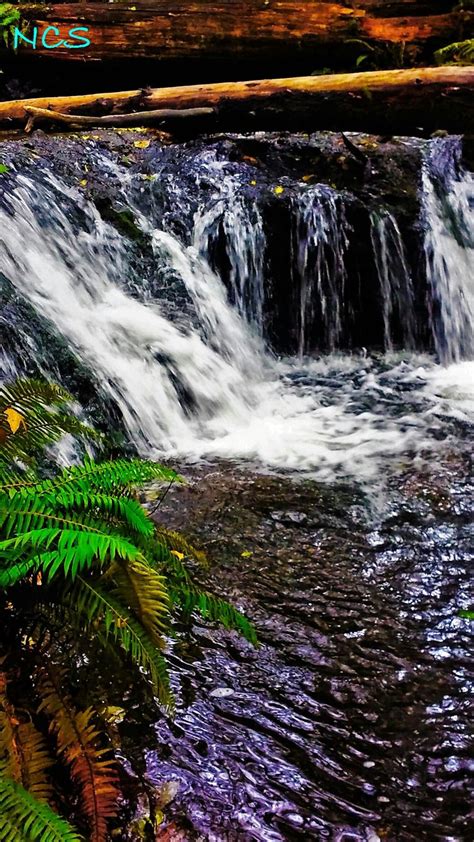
13 26 91 50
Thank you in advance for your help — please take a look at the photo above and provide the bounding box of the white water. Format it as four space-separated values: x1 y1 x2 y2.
423 138 474 363
370 210 416 351
292 186 348 356
194 186 266 333
1 145 473 481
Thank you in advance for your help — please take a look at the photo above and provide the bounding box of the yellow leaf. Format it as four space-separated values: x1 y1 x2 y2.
134 140 150 149
81 134 90 140
274 185 284 195
4 407 26 434
80 179 87 186
170 550 185 560
302 174 314 182
250 180 257 186
241 550 252 558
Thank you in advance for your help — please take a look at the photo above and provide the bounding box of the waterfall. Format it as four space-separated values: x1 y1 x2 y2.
292 186 348 356
0 171 264 454
194 186 266 334
1 136 473 479
370 210 416 351
422 137 474 363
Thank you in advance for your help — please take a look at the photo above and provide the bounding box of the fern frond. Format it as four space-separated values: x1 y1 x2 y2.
154 526 209 567
158 549 257 643
0 491 153 540
0 672 53 803
177 586 258 645
110 558 170 645
1 457 180 495
0 379 100 473
67 578 173 710
0 524 143 583
434 39 474 65
56 458 181 495
36 666 118 842
0 775 82 842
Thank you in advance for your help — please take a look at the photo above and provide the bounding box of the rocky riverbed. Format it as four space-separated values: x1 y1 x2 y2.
147 450 473 841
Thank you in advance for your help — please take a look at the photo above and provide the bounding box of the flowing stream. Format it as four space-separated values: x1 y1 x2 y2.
0 131 472 839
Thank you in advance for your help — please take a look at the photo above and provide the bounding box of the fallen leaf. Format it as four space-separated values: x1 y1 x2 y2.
80 179 87 186
241 550 252 558
134 139 150 149
274 185 284 195
170 550 185 560
250 179 257 186
4 407 26 434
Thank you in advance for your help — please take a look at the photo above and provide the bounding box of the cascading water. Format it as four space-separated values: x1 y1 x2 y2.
0 171 265 455
0 134 473 480
0 132 473 841
422 136 474 363
370 210 416 351
194 184 266 333
292 185 348 357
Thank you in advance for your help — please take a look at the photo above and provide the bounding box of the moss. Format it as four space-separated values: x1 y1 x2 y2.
93 197 148 244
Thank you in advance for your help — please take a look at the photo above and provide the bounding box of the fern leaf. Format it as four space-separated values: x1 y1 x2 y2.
434 39 474 65
0 525 143 583
36 667 118 842
162 555 257 644
179 587 258 645
56 458 181 495
0 379 100 474
110 558 170 645
154 526 208 567
0 490 153 540
0 775 82 842
68 578 173 710
0 673 53 803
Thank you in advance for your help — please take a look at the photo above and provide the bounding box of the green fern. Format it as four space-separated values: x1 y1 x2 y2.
67 577 173 709
0 3 21 49
434 39 474 65
0 776 82 842
0 376 256 837
0 379 99 480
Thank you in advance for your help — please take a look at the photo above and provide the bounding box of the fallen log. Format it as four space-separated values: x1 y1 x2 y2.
23 105 216 131
10 1 473 64
1 68 473 135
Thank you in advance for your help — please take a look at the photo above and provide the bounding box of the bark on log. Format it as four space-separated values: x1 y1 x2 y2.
0 68 472 135
10 1 473 64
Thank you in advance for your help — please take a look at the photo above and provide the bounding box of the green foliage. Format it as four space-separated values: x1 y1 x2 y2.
346 38 410 71
0 777 81 842
0 378 256 839
0 379 100 481
434 39 474 65
0 3 20 49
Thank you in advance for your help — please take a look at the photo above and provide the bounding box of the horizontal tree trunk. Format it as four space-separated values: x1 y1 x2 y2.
10 1 472 63
0 67 472 135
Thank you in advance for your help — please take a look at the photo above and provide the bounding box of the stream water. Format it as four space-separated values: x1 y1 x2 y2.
0 131 472 839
